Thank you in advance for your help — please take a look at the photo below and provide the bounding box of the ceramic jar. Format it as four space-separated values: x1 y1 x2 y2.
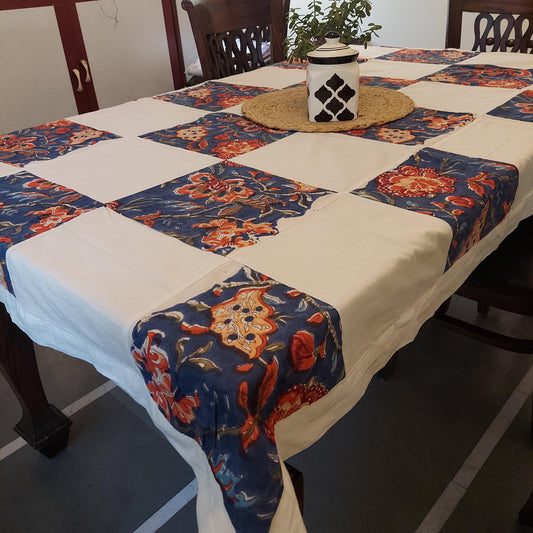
306 31 360 122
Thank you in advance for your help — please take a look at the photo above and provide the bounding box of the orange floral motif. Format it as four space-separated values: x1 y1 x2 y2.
68 128 104 145
176 172 255 203
174 125 208 142
289 330 325 372
211 139 266 158
23 178 70 191
209 286 277 359
446 195 476 208
0 134 37 152
193 218 276 252
134 211 162 227
376 165 457 198
376 127 416 144
27 205 91 236
467 171 495 197
263 381 329 443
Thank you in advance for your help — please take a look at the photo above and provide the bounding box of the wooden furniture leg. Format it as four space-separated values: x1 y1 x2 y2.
285 462 304 514
0 303 71 458
519 489 533 528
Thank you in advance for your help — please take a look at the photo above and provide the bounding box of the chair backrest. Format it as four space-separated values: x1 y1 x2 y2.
181 0 290 80
446 0 533 52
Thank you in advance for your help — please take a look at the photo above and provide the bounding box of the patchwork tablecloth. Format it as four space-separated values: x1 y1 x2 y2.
1 47 533 533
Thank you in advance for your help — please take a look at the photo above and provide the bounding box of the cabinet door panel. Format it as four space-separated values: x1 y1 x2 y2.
0 7 78 134
77 0 175 110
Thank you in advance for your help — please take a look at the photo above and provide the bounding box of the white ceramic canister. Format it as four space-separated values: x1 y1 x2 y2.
306 31 360 122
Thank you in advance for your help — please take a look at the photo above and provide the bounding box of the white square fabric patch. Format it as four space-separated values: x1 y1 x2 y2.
352 45 401 59
431 114 533 201
223 66 306 88
400 81 520 113
360 59 447 80
7 207 233 366
233 132 417 192
69 98 209 138
460 52 533 69
23 137 219 203
231 193 451 367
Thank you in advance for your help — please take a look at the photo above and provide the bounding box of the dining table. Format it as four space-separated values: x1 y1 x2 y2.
1 44 533 533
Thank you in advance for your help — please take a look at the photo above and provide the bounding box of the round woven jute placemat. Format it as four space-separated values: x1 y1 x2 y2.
241 85 415 132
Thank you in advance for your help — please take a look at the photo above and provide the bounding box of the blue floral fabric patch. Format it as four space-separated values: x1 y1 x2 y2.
343 108 475 145
131 266 345 533
488 89 533 122
352 147 518 269
359 76 419 90
422 64 533 89
108 161 331 255
0 119 118 167
379 48 480 64
154 81 274 112
141 112 293 158
0 172 101 292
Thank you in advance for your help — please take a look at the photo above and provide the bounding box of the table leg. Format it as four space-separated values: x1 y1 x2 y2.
0 303 71 458
285 462 304 514
519 489 533 527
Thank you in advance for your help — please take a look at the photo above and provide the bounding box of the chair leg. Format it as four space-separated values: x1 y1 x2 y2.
285 462 304 514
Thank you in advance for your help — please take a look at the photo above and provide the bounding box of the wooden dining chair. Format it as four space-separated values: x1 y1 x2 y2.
446 0 533 52
181 0 290 81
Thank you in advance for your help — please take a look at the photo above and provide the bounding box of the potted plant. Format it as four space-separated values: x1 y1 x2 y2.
286 0 382 62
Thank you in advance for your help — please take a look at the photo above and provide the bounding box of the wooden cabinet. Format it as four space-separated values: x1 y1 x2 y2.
0 0 185 134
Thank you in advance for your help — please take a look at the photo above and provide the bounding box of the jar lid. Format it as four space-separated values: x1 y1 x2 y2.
307 31 359 64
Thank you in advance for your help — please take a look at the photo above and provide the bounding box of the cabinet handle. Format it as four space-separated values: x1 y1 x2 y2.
81 59 91 83
72 68 83 92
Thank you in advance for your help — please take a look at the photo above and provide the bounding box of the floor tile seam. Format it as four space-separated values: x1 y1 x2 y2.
0 380 116 463
414 364 533 533
132 478 198 533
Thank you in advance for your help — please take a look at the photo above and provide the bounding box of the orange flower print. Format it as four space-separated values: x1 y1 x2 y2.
134 211 162 227
27 205 89 236
23 178 70 192
445 195 476 208
455 202 490 261
427 72 459 84
376 165 456 198
176 172 254 203
263 381 329 443
289 330 325 372
68 128 104 145
171 393 200 424
209 286 277 359
194 218 276 252
175 125 208 142
467 171 495 197
0 134 37 152
211 139 266 158
376 127 416 144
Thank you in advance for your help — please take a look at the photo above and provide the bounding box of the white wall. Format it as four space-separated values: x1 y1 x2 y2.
368 0 448 48
176 0 454 71
290 0 450 48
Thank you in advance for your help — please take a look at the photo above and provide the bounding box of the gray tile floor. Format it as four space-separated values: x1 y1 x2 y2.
0 296 531 532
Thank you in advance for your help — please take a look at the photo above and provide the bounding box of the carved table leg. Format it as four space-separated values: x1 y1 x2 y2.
285 462 304 514
0 303 71 458
519 489 533 528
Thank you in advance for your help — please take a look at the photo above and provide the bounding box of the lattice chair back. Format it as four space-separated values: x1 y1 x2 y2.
182 0 290 81
446 0 533 53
